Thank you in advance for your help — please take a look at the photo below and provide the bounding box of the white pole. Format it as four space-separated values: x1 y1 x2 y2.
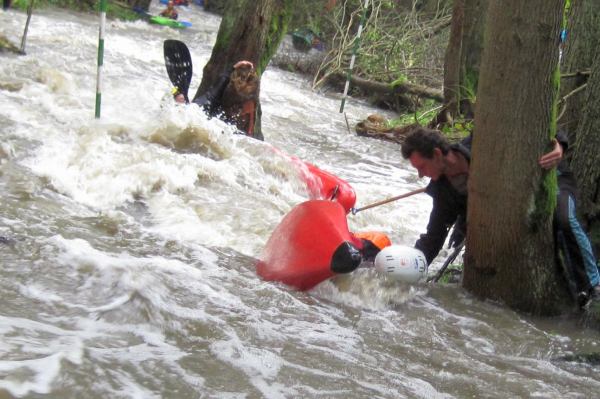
95 0 107 119
339 0 369 113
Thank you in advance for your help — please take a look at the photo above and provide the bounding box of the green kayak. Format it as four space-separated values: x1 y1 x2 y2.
149 16 190 29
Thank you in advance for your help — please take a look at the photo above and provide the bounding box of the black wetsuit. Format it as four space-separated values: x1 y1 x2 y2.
415 136 471 265
191 71 230 119
191 69 262 140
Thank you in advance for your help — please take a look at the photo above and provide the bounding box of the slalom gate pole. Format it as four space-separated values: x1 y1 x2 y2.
95 0 108 119
339 0 369 113
19 0 34 54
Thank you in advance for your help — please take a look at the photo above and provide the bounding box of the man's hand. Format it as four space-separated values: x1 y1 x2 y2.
448 227 464 249
538 139 563 170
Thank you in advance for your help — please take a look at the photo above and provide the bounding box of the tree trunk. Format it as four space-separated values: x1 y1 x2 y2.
440 0 486 123
571 52 600 257
459 0 487 102
127 0 151 11
193 0 292 140
559 0 600 140
442 0 463 116
464 0 570 315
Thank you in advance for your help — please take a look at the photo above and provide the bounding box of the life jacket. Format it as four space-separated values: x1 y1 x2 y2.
240 100 255 136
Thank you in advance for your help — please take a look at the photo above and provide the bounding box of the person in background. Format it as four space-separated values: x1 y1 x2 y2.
3 0 12 10
160 1 178 20
400 127 599 307
544 131 600 306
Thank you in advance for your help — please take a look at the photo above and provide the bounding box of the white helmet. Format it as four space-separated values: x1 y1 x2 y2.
374 245 428 283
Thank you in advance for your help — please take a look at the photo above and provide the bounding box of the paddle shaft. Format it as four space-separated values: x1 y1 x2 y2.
351 187 426 215
428 241 464 283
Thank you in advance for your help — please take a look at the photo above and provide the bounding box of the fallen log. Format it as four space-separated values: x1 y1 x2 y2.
328 72 444 102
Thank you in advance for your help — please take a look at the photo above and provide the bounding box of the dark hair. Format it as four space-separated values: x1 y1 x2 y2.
401 127 450 159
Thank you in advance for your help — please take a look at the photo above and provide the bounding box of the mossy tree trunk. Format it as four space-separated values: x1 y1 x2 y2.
193 0 292 140
559 0 600 141
463 0 571 315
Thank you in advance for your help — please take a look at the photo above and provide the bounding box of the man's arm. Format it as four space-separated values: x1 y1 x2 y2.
415 195 459 264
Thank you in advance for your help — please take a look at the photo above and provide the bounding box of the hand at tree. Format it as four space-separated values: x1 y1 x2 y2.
538 139 563 170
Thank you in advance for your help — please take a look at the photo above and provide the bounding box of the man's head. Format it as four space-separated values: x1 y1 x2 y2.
167 1 174 8
401 127 450 180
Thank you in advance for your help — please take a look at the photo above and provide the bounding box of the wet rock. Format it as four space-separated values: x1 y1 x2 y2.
0 34 20 54
271 35 327 76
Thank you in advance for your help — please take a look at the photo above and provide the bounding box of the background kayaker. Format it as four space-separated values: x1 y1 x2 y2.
160 1 178 20
400 127 599 307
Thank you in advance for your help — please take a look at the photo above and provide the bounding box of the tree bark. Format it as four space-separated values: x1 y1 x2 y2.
464 0 570 315
193 0 292 140
559 0 600 140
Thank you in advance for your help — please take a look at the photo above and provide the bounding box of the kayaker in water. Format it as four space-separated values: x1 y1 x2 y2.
191 60 259 137
160 1 178 20
400 127 600 307
171 87 186 104
164 39 260 137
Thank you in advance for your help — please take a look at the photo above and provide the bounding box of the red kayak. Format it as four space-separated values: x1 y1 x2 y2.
273 148 356 214
257 200 364 290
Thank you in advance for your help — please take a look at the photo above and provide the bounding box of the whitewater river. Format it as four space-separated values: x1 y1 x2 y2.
1 3 600 398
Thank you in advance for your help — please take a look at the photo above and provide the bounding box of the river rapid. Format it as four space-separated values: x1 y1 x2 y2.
1 3 600 398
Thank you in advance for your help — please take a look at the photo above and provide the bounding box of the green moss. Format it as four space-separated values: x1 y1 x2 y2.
527 41 562 232
437 264 463 284
258 1 292 75
460 68 478 104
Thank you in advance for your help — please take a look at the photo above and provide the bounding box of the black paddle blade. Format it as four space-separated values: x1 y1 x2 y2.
163 39 193 102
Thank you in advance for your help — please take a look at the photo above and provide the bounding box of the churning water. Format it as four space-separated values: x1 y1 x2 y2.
1 3 600 398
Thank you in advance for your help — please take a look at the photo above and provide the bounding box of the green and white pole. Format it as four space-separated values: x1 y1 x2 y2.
95 0 107 119
339 0 369 113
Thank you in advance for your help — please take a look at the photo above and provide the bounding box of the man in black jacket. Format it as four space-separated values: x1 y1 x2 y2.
401 127 599 305
401 128 470 265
